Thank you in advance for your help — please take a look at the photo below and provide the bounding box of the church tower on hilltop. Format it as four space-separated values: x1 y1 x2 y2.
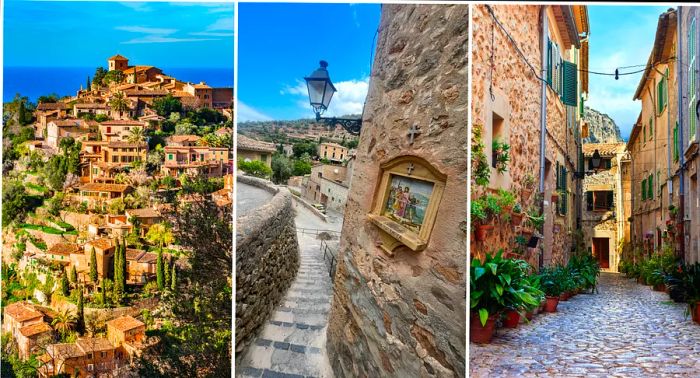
108 54 129 71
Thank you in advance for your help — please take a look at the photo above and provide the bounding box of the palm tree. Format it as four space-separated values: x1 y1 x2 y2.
127 127 147 162
109 92 129 118
51 308 77 338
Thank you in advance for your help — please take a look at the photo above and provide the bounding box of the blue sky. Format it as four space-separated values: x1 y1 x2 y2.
587 5 669 140
238 3 380 122
4 1 233 69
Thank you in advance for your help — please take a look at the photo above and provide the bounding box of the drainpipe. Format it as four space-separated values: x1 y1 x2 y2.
678 6 686 262
539 6 549 268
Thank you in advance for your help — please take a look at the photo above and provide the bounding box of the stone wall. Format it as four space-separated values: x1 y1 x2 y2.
326 5 467 377
235 176 300 359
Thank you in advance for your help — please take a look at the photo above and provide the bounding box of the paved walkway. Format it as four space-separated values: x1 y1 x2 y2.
237 182 273 216
237 193 342 378
470 272 700 377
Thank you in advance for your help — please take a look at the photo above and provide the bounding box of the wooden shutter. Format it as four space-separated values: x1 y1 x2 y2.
674 122 679 161
562 61 578 106
649 175 653 198
547 39 553 86
607 191 614 210
586 191 593 211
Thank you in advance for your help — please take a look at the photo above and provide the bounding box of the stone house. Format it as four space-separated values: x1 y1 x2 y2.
581 143 628 271
46 119 92 149
628 8 678 256
44 242 80 266
211 87 234 110
3 302 53 360
237 134 276 167
124 207 162 237
98 120 145 142
106 315 146 360
76 183 133 208
471 4 589 267
80 141 148 183
184 82 213 108
162 146 232 178
318 142 348 163
676 6 700 264
167 134 201 147
302 163 350 211
40 337 117 378
124 249 158 285
82 238 116 280
73 103 110 118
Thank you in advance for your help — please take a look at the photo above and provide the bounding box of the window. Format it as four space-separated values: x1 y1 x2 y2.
556 162 568 215
648 174 654 199
586 191 613 211
168 154 173 160
643 124 647 142
642 178 647 200
649 117 653 139
588 157 612 170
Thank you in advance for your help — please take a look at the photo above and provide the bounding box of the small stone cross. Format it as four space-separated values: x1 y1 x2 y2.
407 163 415 175
407 124 421 144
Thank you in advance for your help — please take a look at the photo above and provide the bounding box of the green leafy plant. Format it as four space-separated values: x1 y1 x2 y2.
472 125 490 187
492 138 511 174
539 266 565 297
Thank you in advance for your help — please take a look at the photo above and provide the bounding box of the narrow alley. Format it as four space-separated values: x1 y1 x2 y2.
237 196 342 378
470 273 700 377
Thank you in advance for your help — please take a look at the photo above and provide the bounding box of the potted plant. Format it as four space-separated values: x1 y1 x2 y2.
511 203 524 226
492 138 511 174
472 125 491 187
470 251 508 343
471 194 501 242
521 173 535 200
539 266 564 312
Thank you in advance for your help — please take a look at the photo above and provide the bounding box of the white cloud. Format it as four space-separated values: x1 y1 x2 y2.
120 2 152 12
207 17 234 32
281 77 369 117
237 102 273 122
117 25 217 44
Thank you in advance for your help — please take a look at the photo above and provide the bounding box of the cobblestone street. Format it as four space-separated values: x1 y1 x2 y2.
470 273 700 377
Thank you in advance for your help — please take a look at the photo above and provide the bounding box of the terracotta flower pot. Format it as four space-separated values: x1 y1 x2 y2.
653 283 665 292
559 292 570 301
691 303 700 324
474 224 494 242
544 296 559 312
470 313 497 343
503 310 520 328
525 310 534 321
521 188 533 200
511 212 524 226
551 193 560 203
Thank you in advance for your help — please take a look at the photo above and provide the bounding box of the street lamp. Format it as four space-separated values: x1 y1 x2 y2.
573 149 602 178
304 60 363 135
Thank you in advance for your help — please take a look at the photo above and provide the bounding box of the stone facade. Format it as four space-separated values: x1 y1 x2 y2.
235 176 300 358
628 8 678 257
581 143 628 272
677 6 700 264
471 4 587 267
326 5 467 377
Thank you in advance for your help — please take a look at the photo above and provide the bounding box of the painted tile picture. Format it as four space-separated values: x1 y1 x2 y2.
383 174 434 233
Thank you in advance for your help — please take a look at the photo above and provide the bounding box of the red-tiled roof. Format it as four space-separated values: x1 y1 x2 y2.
46 343 85 359
237 134 276 153
76 337 114 352
125 208 160 218
86 238 114 250
108 54 128 61
37 103 69 111
4 302 43 322
19 322 52 337
582 143 626 157
107 315 145 332
168 135 201 143
99 120 145 126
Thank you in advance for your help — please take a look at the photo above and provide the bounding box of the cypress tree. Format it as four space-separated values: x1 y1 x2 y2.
87 75 91 90
101 278 107 306
156 250 164 290
121 239 127 288
61 273 69 296
164 259 171 289
70 266 77 284
170 265 176 293
89 247 98 283
77 288 85 334
114 241 123 294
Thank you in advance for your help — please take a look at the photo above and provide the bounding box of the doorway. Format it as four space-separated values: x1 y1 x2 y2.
592 237 610 269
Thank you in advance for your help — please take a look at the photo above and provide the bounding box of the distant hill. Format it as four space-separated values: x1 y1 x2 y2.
238 116 361 145
583 107 623 144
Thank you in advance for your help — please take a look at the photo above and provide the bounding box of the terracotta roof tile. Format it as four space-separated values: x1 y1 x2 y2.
4 302 43 322
76 337 114 352
107 315 145 332
86 238 114 250
19 322 52 337
237 134 276 153
125 208 160 218
37 103 69 111
582 143 626 157
168 135 201 143
99 120 145 126
108 54 128 61
46 343 85 359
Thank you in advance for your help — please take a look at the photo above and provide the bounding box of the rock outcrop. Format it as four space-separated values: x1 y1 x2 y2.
583 107 623 143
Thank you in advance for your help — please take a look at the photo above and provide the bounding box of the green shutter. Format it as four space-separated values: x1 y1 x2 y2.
562 61 578 106
649 116 653 139
642 178 646 200
586 191 593 211
649 175 653 199
547 40 553 86
674 122 679 162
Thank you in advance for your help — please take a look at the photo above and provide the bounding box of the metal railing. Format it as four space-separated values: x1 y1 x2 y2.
295 227 341 237
320 239 338 280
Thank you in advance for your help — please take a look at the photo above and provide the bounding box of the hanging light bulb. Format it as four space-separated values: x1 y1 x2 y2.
615 68 619 80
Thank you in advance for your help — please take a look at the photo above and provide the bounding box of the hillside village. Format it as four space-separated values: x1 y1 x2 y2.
2 54 233 377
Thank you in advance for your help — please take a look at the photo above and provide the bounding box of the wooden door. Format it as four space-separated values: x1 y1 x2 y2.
592 237 610 269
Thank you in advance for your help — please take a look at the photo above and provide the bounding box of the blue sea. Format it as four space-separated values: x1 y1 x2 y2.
3 66 233 103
